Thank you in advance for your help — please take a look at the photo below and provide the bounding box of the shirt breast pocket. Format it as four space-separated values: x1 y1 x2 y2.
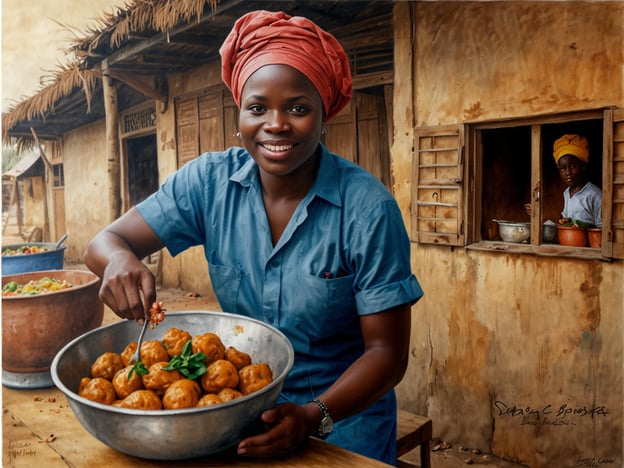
292 273 358 337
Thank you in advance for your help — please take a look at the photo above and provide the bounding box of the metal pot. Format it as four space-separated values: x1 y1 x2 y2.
542 220 557 242
493 220 531 243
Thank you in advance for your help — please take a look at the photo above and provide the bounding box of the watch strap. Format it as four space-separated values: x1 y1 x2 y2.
309 399 333 437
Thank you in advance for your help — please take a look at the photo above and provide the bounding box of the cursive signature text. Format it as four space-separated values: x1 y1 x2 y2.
494 400 609 424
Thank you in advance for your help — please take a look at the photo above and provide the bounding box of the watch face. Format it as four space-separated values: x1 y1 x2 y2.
320 416 334 435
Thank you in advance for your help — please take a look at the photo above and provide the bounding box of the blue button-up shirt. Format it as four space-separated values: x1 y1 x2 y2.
137 144 423 462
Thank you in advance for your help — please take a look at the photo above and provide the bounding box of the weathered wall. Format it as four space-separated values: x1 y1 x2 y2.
154 62 223 301
393 2 623 467
412 1 623 126
62 120 108 261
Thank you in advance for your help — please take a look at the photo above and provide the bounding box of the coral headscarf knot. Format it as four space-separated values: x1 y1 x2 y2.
553 134 589 165
220 10 352 123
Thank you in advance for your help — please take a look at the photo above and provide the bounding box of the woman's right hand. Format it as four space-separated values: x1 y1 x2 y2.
98 249 157 321
84 207 165 322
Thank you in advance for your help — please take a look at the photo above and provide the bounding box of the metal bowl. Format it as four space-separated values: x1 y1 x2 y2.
51 311 294 460
2 269 103 388
494 220 531 243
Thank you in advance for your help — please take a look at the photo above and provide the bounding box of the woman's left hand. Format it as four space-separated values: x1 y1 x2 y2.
236 402 315 457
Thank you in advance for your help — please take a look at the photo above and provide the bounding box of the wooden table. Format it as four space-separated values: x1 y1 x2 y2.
2 385 391 467
2 300 391 468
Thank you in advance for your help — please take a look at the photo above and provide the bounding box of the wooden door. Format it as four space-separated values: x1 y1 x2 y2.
125 134 159 208
325 90 391 190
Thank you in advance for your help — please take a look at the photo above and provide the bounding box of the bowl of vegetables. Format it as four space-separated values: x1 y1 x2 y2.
2 269 103 388
51 311 294 460
2 241 67 275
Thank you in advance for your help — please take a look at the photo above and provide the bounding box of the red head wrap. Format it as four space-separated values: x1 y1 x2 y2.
220 10 352 122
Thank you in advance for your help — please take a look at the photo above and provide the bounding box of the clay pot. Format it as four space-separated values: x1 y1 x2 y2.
2 269 103 388
557 225 588 247
587 228 602 249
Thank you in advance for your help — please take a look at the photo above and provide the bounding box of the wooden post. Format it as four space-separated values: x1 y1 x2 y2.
31 128 53 241
101 59 122 222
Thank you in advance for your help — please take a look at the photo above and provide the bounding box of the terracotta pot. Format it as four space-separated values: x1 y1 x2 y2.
557 225 588 247
587 228 602 249
2 270 103 388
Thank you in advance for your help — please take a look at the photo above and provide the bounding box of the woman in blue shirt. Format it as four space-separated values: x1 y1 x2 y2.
84 10 423 465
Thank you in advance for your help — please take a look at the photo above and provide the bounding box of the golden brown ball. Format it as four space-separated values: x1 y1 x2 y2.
90 352 124 380
201 359 239 394
162 378 202 409
238 363 273 395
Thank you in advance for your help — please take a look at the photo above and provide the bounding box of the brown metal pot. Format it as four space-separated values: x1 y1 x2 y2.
2 270 103 385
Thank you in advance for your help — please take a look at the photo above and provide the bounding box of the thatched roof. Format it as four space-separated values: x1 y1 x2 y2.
3 0 393 149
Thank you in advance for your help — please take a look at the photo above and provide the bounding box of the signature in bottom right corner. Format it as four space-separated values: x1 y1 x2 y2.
577 455 618 468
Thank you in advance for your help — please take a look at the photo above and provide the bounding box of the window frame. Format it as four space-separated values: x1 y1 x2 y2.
411 108 624 261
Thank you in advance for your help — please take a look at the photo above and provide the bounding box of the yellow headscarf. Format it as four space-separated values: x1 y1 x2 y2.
553 134 589 165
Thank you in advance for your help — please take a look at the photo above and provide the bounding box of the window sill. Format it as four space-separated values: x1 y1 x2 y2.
466 241 609 261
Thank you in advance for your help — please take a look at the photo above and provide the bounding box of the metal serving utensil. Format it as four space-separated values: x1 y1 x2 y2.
128 317 149 364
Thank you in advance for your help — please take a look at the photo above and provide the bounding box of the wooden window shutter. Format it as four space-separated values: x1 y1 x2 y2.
223 94 239 149
412 125 465 245
175 98 199 167
198 91 224 153
603 107 624 259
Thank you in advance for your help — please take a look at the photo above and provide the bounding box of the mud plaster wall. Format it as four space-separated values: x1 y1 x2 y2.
62 120 108 261
393 3 623 467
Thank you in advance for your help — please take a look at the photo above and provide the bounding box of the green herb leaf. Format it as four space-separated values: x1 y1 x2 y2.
128 361 149 380
163 339 208 379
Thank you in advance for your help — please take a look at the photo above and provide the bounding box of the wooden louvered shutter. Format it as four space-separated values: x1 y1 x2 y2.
175 98 199 167
603 107 624 259
198 91 223 153
412 125 465 245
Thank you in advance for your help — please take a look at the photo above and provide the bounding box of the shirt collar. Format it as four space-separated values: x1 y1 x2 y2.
229 144 343 207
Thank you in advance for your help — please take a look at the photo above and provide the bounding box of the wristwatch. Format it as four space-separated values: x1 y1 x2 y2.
310 399 334 438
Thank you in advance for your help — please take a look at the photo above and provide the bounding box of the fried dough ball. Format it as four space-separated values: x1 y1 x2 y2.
78 377 116 405
162 378 201 409
91 352 124 380
112 366 145 399
121 342 138 367
225 346 252 370
139 340 169 368
197 393 222 407
120 390 163 410
142 361 182 395
218 387 243 402
201 359 239 394
192 333 225 364
238 363 273 395
162 328 192 358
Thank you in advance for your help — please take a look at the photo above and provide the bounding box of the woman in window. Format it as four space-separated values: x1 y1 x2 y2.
525 133 602 227
553 134 602 227
84 10 423 465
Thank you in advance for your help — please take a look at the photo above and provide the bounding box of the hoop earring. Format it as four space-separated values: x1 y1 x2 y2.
236 131 241 138
321 125 327 136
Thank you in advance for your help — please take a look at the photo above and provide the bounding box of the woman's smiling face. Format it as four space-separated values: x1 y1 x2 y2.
238 64 325 177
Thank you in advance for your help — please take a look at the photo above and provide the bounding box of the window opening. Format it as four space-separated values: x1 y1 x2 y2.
476 116 603 247
52 164 64 189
